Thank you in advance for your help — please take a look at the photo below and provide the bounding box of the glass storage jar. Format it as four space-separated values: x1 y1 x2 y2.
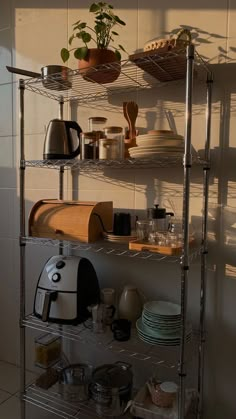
99 126 124 159
88 116 107 132
35 333 61 369
80 131 99 159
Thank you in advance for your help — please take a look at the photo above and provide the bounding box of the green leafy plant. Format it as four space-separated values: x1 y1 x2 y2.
61 2 126 63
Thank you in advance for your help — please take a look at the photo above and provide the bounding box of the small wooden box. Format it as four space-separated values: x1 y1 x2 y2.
29 200 113 243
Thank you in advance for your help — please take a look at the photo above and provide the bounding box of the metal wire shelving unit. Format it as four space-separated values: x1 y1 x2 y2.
24 155 205 171
23 315 196 369
23 383 133 419
22 236 202 262
14 46 213 419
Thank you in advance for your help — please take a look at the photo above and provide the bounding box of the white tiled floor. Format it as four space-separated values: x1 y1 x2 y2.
0 360 58 419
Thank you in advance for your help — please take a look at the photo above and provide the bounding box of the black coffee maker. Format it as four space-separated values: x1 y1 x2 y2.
147 204 174 231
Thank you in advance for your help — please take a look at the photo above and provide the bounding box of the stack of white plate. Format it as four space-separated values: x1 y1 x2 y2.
129 130 184 158
136 300 192 346
103 232 137 243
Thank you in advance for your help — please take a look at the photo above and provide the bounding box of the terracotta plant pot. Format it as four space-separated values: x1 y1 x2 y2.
78 48 121 84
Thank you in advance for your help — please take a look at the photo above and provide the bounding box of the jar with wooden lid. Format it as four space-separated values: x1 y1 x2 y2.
88 116 107 132
99 126 124 160
80 131 98 159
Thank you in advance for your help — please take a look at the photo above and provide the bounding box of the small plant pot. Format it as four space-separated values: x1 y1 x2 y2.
78 48 121 84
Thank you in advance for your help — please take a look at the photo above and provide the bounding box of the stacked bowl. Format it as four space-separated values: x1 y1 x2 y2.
136 300 192 346
129 130 184 158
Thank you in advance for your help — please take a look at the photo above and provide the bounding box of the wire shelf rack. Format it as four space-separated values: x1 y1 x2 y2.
24 155 206 171
24 383 132 419
23 315 195 369
23 50 211 103
22 236 202 263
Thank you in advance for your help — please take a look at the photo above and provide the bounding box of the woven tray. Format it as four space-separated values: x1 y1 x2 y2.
129 29 191 82
129 49 187 82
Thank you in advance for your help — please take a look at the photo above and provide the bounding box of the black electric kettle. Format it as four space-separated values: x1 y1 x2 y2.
43 119 82 159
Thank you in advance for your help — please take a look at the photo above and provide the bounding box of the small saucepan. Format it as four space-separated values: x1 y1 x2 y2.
41 65 72 91
6 65 72 91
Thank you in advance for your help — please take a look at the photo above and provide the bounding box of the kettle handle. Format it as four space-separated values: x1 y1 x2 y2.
65 121 82 158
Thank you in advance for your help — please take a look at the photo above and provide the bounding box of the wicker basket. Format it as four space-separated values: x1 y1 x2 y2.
129 29 192 82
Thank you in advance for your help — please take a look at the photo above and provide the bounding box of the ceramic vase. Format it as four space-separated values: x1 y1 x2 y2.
118 285 143 325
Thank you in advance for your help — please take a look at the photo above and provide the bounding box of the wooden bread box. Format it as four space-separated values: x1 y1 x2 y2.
29 200 113 243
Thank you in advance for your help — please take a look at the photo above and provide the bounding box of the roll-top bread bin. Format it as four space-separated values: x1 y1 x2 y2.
29 200 113 243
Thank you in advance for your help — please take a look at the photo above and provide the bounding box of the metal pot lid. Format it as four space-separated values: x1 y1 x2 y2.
92 362 132 389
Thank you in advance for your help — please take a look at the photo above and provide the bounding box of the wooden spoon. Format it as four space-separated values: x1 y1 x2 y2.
126 101 138 141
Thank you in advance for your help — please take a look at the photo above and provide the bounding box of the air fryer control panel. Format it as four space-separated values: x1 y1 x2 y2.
38 255 79 292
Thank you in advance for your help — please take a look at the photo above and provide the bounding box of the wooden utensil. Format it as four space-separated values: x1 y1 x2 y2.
126 101 138 141
123 101 129 127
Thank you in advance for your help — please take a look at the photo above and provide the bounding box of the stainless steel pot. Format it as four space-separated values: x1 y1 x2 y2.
58 363 93 402
89 361 133 417
6 65 72 91
41 65 72 91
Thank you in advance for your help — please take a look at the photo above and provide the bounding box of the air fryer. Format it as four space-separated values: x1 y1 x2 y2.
34 255 100 325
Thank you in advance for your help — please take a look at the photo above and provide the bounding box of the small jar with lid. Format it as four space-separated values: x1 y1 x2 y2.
99 126 124 160
80 131 98 159
88 117 107 132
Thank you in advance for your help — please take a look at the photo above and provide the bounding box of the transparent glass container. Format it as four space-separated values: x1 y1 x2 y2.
99 126 124 160
35 333 61 369
88 116 107 132
80 131 99 159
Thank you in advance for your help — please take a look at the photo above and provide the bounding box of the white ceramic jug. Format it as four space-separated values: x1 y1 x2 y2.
118 285 143 325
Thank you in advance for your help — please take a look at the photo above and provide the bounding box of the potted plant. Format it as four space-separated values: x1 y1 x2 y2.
60 2 126 83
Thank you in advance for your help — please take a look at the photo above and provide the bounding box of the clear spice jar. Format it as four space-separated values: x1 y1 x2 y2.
99 126 124 160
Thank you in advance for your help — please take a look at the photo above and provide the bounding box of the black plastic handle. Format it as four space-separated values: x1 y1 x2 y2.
42 290 58 322
65 121 82 158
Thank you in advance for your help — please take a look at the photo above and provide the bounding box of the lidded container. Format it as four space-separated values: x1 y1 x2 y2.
80 131 98 159
35 333 61 369
88 116 107 132
99 126 124 160
82 117 108 160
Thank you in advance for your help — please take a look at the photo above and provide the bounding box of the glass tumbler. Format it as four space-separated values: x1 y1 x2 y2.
136 220 153 241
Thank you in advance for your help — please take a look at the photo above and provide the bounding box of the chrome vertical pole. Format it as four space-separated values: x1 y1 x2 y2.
197 72 213 419
59 96 64 254
178 44 194 419
19 79 26 419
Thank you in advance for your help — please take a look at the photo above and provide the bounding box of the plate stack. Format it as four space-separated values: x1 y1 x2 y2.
136 300 192 346
103 231 137 243
129 130 184 158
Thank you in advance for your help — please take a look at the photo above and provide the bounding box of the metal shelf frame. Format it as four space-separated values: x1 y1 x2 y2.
23 315 196 369
17 46 213 419
21 236 202 263
22 50 211 104
23 383 133 419
24 156 206 171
